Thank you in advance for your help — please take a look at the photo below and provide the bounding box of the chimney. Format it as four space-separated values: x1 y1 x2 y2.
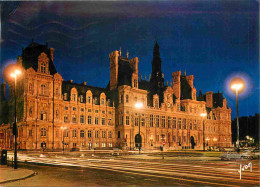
50 48 55 61
205 91 213 108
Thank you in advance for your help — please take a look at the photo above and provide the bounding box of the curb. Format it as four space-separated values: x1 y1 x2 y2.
0 171 37 184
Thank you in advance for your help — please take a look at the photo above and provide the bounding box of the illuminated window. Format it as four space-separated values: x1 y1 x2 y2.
80 130 85 138
88 116 91 124
126 116 129 125
72 129 77 137
80 115 84 123
101 98 105 105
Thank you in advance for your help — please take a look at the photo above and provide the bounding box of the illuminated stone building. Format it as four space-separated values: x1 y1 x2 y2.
0 41 232 150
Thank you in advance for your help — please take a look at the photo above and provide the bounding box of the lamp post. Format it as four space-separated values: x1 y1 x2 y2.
135 102 143 154
230 77 245 151
61 126 67 153
10 69 21 169
200 113 207 151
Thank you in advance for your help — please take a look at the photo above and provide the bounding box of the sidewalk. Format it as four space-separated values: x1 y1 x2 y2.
0 165 36 184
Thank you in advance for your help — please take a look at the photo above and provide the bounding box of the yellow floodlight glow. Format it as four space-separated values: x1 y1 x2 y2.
135 102 143 109
200 113 207 117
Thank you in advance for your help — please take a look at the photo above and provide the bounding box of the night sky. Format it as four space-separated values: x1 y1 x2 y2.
0 1 259 119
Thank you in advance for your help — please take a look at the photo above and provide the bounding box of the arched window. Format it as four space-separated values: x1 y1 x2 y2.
64 93 68 100
80 95 84 103
41 84 46 95
41 128 46 137
29 107 33 117
41 63 46 73
126 95 129 103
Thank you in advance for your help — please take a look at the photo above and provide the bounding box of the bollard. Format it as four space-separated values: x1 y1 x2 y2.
12 157 13 168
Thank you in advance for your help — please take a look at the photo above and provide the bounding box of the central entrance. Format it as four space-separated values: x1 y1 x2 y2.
135 134 142 148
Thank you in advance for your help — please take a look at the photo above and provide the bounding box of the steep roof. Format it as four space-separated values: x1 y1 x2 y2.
22 41 57 75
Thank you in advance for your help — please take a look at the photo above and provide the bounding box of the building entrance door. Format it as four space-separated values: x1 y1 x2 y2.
135 134 142 148
190 136 196 149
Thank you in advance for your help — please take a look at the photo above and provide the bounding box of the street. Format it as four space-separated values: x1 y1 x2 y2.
3 152 260 186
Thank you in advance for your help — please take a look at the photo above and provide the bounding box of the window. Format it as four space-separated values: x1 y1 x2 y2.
108 131 112 138
108 119 112 126
108 111 111 114
118 131 121 138
120 95 124 103
80 115 84 123
64 93 68 100
40 84 47 95
102 111 105 114
168 117 171 128
95 131 99 138
80 95 83 103
190 123 192 130
120 116 124 125
178 118 181 129
150 115 153 127
40 63 46 73
65 106 68 110
40 128 46 137
95 117 99 125
73 107 76 111
95 110 98 113
41 113 47 121
194 124 197 130
156 115 159 127
72 114 76 123
80 130 85 138
172 136 176 142
183 119 186 129
81 108 84 112
55 110 59 119
177 104 180 111
134 79 137 87
173 117 176 129
29 130 32 136
125 95 129 103
162 116 165 128
71 94 76 101
72 129 77 137
88 130 92 138
101 98 105 105
102 131 106 138
102 143 106 147
29 83 33 94
135 117 139 126
126 116 129 125
55 88 59 96
155 100 159 108
64 130 69 137
88 109 91 112
64 114 69 122
87 96 91 103
88 116 91 124
141 118 145 126
102 118 105 125
29 107 33 117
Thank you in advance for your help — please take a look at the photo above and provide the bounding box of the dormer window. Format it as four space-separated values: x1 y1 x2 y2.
64 93 68 100
41 63 46 73
71 94 76 101
155 100 158 108
101 98 105 105
134 79 137 88
87 96 91 103
80 95 83 103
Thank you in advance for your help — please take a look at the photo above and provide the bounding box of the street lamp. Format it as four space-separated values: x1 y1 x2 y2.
230 77 245 150
61 126 67 153
10 69 21 169
135 102 143 154
200 113 207 151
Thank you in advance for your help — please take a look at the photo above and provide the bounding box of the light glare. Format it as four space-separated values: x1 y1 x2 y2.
200 113 206 117
135 102 143 109
231 83 243 91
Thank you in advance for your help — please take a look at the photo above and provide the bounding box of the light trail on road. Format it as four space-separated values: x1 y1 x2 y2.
17 154 259 186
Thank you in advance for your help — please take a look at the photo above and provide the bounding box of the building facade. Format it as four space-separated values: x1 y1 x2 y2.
0 41 232 151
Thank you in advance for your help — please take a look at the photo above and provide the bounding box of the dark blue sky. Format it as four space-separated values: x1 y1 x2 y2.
0 1 259 119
